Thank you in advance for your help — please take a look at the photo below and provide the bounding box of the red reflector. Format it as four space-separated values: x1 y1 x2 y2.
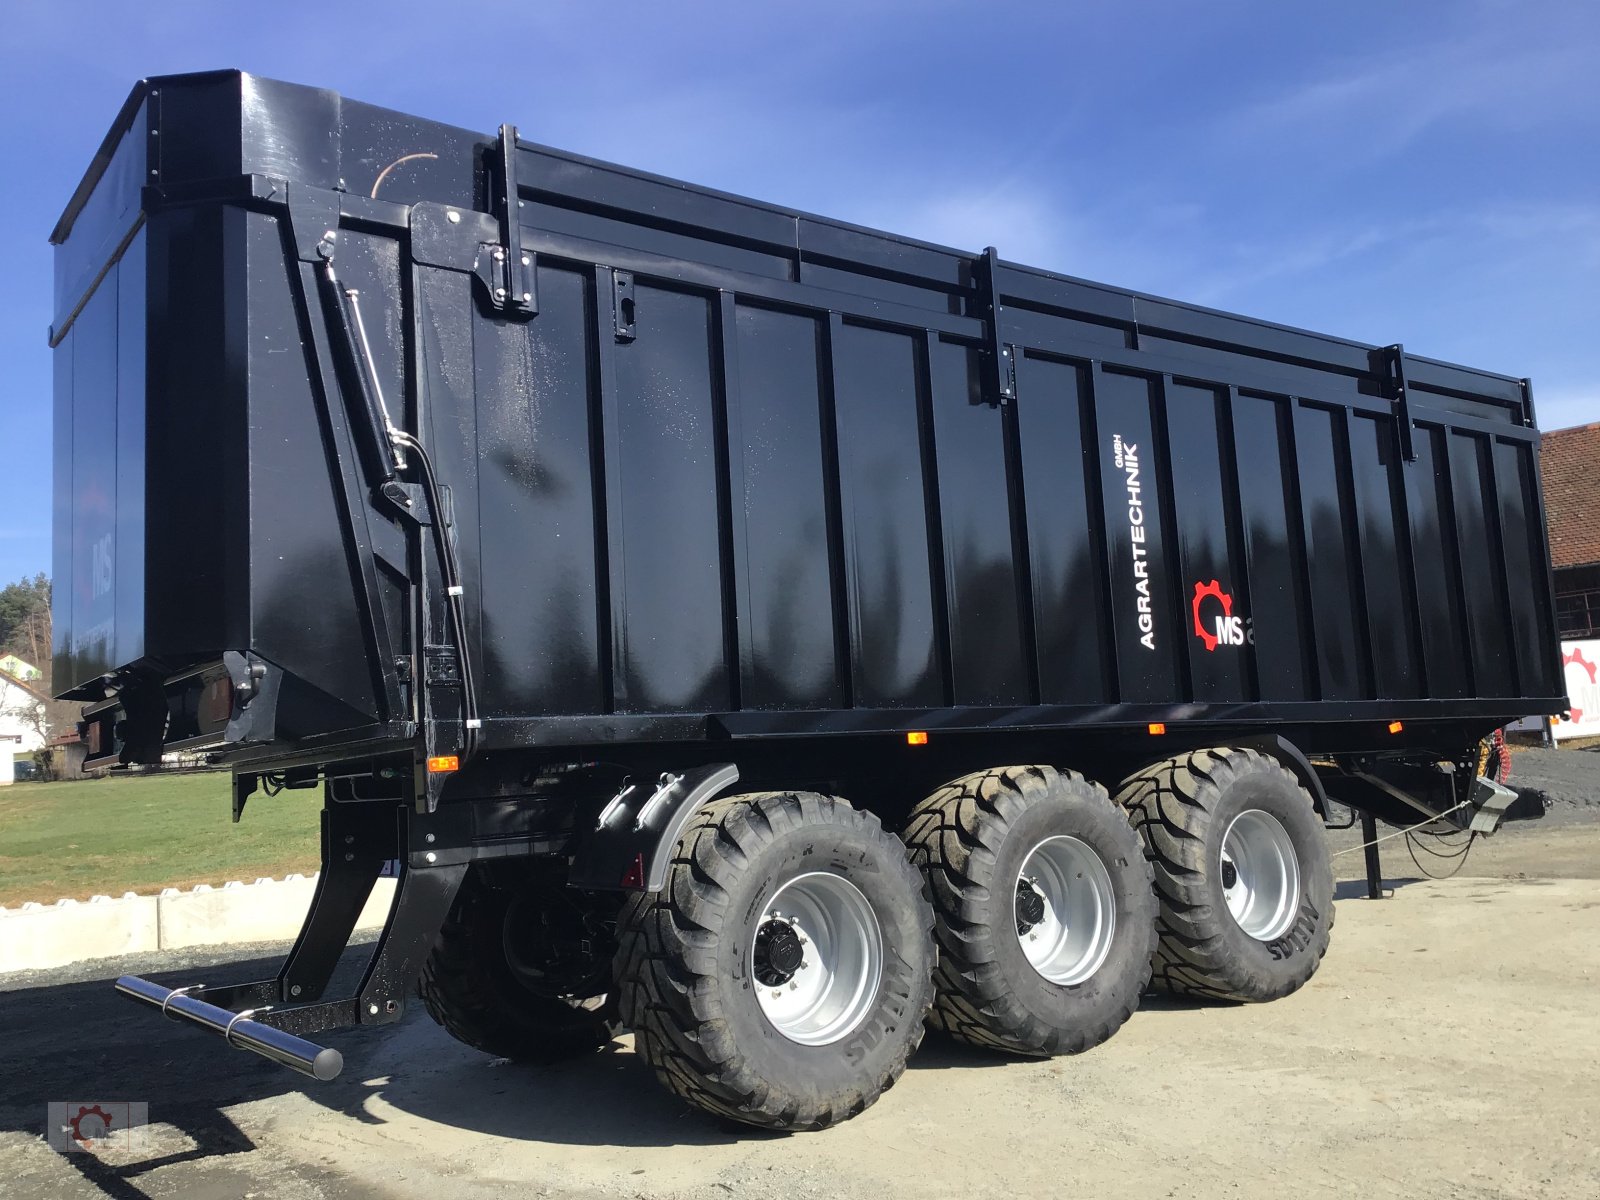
1147 723 1166 735
1387 721 1404 735
426 755 460 773
906 731 929 746
620 852 646 889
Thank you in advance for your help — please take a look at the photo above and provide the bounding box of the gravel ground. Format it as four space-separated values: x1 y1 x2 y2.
1505 741 1600 808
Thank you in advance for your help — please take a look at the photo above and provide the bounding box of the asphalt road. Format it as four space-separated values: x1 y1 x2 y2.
3 804 1598 1200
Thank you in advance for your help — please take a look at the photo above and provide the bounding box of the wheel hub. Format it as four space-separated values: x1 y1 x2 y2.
1015 878 1047 935
1220 809 1301 942
751 872 884 1046
753 918 806 986
1013 835 1117 986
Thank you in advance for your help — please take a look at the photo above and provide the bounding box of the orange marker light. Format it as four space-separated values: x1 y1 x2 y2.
906 731 929 746
1387 721 1404 735
1147 723 1166 736
427 755 460 773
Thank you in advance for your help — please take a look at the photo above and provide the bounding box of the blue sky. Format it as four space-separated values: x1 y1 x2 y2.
1 0 1595 586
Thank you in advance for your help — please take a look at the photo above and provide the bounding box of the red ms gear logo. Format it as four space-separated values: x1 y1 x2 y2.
1563 646 1597 724
1191 580 1249 652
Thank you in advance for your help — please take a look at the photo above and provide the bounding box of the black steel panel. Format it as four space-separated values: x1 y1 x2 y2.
524 145 798 251
730 304 842 710
605 283 729 712
798 219 967 287
1231 394 1312 702
1293 404 1370 700
66 276 120 684
1494 438 1556 696
245 212 378 721
1407 426 1472 698
50 320 75 674
1166 382 1248 702
52 98 146 340
143 202 234 665
239 75 342 191
832 322 941 708
1347 413 1422 699
476 265 606 717
1447 432 1516 696
114 232 147 670
523 201 796 284
1013 355 1112 704
927 337 1027 706
1093 369 1179 702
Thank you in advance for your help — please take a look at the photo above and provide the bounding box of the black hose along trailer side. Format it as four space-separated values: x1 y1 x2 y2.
50 72 1564 1130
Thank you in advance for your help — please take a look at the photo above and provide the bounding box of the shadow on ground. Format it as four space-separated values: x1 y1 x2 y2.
1334 876 1426 900
0 945 1032 1194
0 873 1446 1194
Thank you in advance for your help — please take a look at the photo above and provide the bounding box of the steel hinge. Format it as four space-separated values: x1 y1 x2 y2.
477 123 537 318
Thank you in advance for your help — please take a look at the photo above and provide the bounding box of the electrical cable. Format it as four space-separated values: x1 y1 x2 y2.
1404 829 1477 880
1330 801 1471 858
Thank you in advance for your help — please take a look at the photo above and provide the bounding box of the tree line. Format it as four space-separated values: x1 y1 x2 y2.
0 573 51 671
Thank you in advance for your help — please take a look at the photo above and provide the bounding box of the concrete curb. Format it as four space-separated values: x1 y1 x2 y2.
0 874 397 973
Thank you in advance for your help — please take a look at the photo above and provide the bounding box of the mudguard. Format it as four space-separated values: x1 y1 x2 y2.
567 763 740 891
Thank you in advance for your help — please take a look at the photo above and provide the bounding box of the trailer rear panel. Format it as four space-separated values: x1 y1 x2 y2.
50 71 1565 767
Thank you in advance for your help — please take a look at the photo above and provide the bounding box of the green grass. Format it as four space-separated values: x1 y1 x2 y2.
0 772 323 907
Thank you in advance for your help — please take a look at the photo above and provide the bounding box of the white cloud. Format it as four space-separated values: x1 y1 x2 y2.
1219 29 1595 161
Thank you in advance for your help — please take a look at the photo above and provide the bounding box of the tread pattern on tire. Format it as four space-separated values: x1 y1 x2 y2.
418 869 619 1063
1117 747 1333 1003
614 791 932 1131
903 764 1156 1055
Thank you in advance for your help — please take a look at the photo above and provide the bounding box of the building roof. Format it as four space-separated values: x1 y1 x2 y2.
0 669 51 706
1543 421 1600 571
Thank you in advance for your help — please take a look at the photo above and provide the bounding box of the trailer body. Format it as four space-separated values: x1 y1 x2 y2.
49 72 1564 1105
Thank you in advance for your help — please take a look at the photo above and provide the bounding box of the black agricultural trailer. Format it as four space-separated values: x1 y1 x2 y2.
50 71 1564 1130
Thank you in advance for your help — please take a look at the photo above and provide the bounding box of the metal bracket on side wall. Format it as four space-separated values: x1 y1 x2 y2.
974 247 1016 407
1381 344 1418 462
488 123 537 318
406 125 537 320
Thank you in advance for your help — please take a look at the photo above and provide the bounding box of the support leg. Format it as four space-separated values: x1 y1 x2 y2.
1361 812 1383 900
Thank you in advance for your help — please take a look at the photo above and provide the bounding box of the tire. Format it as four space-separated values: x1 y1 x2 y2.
614 791 935 1131
419 866 621 1063
1116 747 1334 1003
903 765 1158 1056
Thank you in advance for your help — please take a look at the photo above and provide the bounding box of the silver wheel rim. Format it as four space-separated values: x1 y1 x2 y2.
752 872 883 1046
1014 836 1117 985
1220 809 1300 941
